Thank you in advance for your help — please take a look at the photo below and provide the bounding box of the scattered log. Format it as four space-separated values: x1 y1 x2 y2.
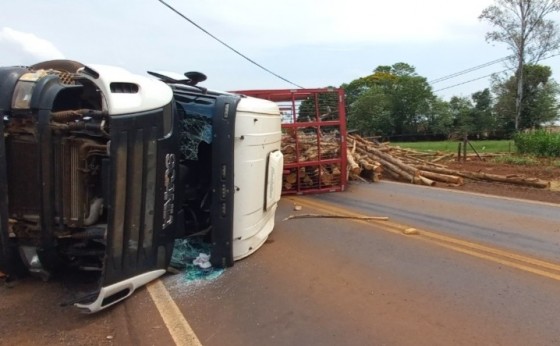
431 153 454 164
283 214 389 221
418 170 464 185
354 145 436 186
467 172 550 189
413 164 469 178
414 175 436 186
347 149 361 175
414 164 550 189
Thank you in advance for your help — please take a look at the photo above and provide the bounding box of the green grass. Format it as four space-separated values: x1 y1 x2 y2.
491 155 539 166
390 140 515 153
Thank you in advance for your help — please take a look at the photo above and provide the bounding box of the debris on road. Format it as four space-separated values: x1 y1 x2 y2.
171 239 224 281
403 228 419 236
193 253 212 269
283 214 388 221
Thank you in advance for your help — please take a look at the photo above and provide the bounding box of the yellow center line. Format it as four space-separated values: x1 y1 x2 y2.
147 279 203 346
289 196 560 281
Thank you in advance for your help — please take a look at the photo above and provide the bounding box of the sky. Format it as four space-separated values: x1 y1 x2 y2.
1 0 559 101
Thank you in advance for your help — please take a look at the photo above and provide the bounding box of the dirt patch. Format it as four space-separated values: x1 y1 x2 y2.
430 159 560 204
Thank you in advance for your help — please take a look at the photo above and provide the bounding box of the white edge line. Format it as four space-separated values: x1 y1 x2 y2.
147 279 203 346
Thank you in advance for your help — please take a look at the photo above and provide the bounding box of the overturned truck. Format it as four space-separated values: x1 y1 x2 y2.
0 60 283 312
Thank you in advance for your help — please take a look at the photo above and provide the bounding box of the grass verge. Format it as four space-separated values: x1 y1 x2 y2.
391 140 515 153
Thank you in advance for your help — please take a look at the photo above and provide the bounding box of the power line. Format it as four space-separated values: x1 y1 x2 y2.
433 53 560 93
433 70 509 92
429 56 512 84
157 0 304 89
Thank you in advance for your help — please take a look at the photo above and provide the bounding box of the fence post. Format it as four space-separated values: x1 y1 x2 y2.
463 135 468 161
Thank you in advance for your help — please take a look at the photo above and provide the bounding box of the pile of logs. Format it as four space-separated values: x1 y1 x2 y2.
282 165 342 191
347 134 461 186
282 130 340 164
280 131 551 191
347 134 551 189
281 130 343 190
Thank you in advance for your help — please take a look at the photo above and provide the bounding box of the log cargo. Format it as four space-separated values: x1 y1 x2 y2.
281 131 551 190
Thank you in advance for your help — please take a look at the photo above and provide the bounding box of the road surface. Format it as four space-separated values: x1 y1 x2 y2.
1 182 560 345
315 181 560 263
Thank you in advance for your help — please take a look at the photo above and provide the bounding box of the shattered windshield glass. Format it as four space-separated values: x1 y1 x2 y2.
176 96 215 161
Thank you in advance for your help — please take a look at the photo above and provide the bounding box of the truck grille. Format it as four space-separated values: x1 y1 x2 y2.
103 108 174 286
6 137 41 217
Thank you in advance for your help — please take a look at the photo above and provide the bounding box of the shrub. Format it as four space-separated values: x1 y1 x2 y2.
514 130 560 157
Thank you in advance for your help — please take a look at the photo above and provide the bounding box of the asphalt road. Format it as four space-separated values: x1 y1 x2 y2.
315 181 560 263
2 182 560 345
167 184 560 345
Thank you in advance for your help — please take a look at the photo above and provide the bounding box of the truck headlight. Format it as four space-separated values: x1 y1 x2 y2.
11 71 48 110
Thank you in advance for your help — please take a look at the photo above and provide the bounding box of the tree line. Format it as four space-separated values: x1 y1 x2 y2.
342 62 559 140
341 0 560 140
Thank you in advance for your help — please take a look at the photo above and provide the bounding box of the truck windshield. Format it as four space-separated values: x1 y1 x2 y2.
175 95 215 161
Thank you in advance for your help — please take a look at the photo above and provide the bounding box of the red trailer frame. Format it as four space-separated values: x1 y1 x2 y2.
234 88 347 195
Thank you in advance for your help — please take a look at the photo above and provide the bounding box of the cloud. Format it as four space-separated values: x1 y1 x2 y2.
178 0 493 47
0 27 64 65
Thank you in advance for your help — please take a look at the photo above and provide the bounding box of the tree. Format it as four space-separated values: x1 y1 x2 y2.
493 64 560 132
341 68 397 107
343 63 436 136
425 99 454 136
479 0 560 130
297 91 339 122
347 86 393 136
449 96 475 137
471 89 496 137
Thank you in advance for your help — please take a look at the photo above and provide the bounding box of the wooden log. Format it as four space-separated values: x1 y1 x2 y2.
401 154 448 169
431 153 454 164
369 147 418 176
350 173 368 183
414 164 550 189
358 149 416 183
356 146 418 177
321 167 333 186
347 149 361 174
354 145 433 185
414 176 436 186
470 172 550 189
359 159 377 171
282 145 296 154
418 170 464 185
360 168 383 182
383 167 402 180
302 174 314 187
285 173 297 184
413 164 469 178
332 165 342 176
